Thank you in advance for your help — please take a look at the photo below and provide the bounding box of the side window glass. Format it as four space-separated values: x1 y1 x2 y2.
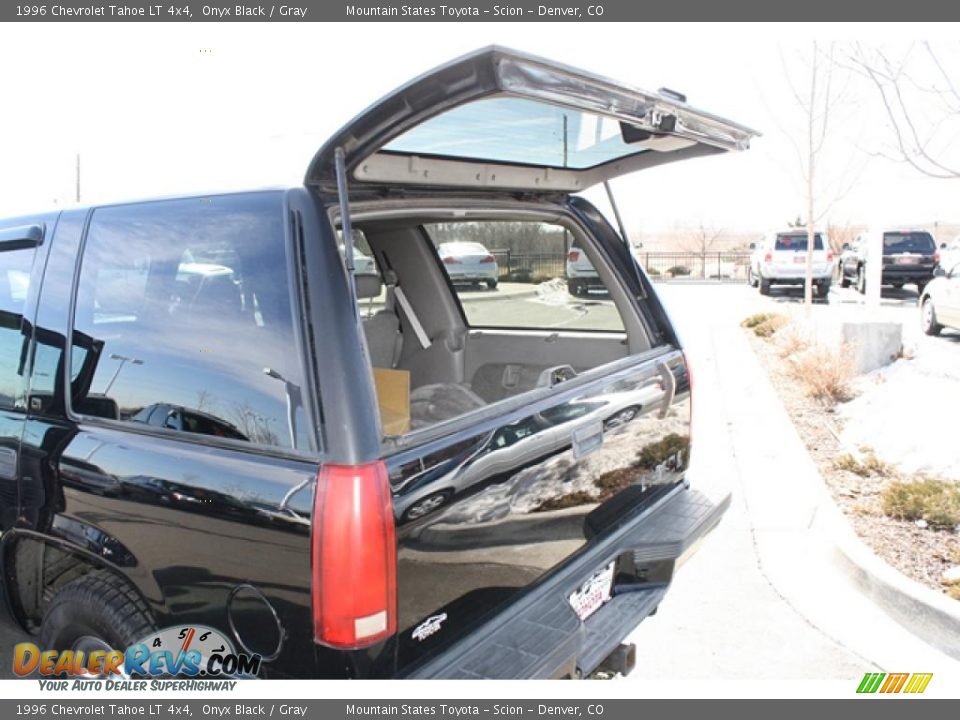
70 194 309 451
424 220 626 332
0 245 36 411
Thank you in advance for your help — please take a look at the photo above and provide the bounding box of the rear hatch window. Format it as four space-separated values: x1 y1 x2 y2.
775 233 824 251
883 232 935 254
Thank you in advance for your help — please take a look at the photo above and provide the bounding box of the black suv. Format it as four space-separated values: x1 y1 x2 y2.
0 48 754 679
839 229 940 294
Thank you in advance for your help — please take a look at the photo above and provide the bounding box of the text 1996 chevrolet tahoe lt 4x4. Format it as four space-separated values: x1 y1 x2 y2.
0 47 755 679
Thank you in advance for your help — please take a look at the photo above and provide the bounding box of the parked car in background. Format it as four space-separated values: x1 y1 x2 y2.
437 241 498 289
750 229 834 297
938 236 960 274
839 228 939 294
919 257 960 336
566 241 603 296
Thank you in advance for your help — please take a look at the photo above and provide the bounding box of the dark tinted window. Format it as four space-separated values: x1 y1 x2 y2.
0 245 35 410
883 232 935 253
775 233 824 251
71 194 309 451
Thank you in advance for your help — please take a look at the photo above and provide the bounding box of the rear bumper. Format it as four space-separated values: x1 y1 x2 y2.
404 485 730 679
761 267 832 283
881 267 935 284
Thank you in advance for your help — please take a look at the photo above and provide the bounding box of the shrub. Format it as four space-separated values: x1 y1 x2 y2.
646 267 661 276
834 451 890 477
882 478 960 529
784 342 855 404
752 316 788 338
775 326 812 359
666 265 691 276
741 312 775 329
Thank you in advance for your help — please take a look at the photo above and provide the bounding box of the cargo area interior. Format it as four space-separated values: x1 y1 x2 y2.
344 208 653 436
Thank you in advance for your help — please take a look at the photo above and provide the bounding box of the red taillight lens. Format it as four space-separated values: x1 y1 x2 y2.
482 254 495 263
934 251 940 264
763 252 772 264
312 461 397 648
443 256 461 265
567 250 580 262
827 251 834 262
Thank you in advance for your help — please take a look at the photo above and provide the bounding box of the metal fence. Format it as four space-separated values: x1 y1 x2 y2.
491 250 752 283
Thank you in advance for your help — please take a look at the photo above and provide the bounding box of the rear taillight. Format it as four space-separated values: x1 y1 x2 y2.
763 252 772 264
312 461 397 648
481 254 495 263
443 256 461 265
934 251 940 264
827 251 834 262
567 250 581 262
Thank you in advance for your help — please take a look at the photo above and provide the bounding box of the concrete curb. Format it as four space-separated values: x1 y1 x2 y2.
736 317 960 661
817 497 960 661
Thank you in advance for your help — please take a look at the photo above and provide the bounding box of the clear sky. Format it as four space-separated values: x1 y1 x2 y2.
1 22 958 235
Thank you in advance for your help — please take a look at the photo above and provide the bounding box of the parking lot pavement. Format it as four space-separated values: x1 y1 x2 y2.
625 283 960 686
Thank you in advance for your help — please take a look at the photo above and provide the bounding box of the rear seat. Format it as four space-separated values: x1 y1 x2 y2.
358 271 486 431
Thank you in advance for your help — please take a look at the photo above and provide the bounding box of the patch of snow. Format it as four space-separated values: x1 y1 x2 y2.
837 337 960 481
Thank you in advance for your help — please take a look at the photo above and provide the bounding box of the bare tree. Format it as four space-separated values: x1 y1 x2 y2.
851 42 960 179
680 221 725 279
825 221 863 255
780 42 863 308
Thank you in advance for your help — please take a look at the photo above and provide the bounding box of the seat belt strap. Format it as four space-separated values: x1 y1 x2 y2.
394 286 431 349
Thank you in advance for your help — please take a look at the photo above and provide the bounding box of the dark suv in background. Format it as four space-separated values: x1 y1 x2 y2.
839 228 939 294
0 48 755 679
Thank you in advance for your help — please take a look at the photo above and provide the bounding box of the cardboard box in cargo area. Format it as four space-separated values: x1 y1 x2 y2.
373 368 410 436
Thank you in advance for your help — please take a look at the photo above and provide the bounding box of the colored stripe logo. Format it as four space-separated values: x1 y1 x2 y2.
857 672 933 694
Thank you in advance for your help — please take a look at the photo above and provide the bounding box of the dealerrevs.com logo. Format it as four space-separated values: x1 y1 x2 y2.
856 672 933 694
14 625 262 683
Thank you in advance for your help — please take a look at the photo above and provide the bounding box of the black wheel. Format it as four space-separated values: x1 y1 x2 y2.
567 279 581 296
817 280 831 298
603 405 641 430
747 266 758 288
856 266 866 294
402 490 453 522
759 278 771 296
921 297 943 336
839 263 850 288
915 280 927 296
892 283 903 290
486 279 498 290
40 569 154 666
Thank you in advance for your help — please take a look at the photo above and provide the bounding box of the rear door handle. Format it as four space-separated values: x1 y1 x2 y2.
656 360 677 419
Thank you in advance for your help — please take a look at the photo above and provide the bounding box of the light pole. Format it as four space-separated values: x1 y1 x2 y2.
263 367 300 449
103 353 143 395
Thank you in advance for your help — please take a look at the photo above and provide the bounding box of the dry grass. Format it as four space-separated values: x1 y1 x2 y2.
775 325 813 358
784 342 856 404
834 451 891 477
741 312 789 338
882 478 960 529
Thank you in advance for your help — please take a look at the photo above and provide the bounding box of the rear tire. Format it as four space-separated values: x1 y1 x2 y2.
402 490 453 522
759 278 771 296
486 279 498 290
921 297 943 336
39 569 154 662
839 263 850 288
916 280 927 296
747 267 758 288
892 283 903 290
856 266 866 294
567 279 581 296
817 280 831 298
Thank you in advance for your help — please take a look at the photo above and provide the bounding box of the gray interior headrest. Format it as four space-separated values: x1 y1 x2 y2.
355 273 382 299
